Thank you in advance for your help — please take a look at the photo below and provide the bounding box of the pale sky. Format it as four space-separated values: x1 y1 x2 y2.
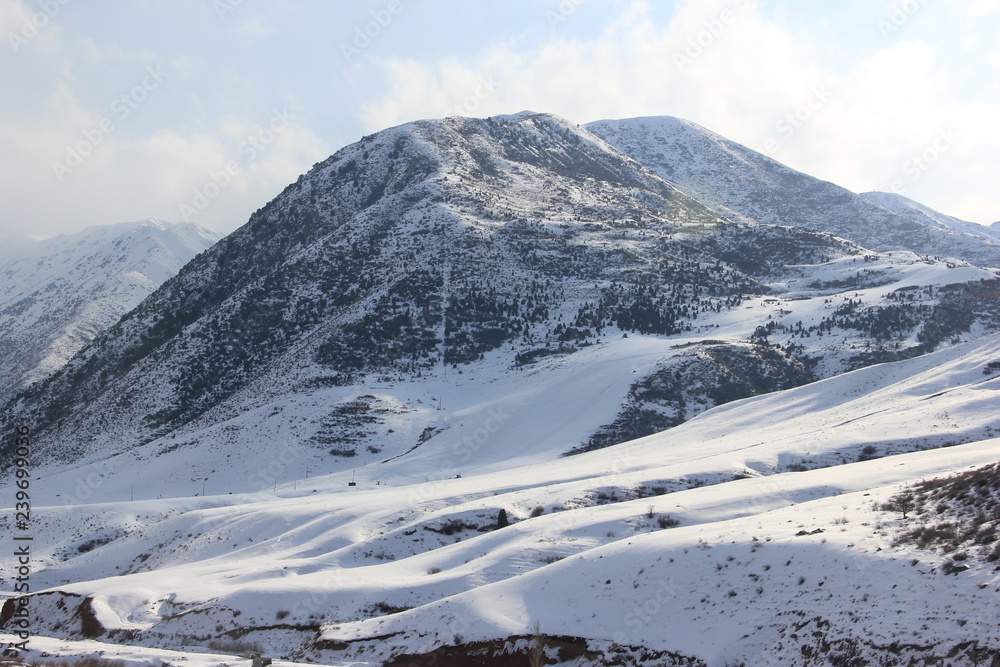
1 0 998 239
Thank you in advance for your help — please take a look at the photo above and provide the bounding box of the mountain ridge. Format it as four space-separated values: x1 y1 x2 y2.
586 115 1000 267
0 218 219 404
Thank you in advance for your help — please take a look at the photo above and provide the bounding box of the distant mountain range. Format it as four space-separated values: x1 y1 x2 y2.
0 219 219 404
586 115 1000 267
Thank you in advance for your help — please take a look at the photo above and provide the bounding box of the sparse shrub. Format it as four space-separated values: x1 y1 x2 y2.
656 514 680 529
885 462 1000 565
369 601 412 615
208 637 262 655
879 491 916 519
941 559 969 575
440 518 466 535
427 566 441 575
275 608 290 620
76 535 114 554
531 505 545 517
529 620 544 667
857 445 879 462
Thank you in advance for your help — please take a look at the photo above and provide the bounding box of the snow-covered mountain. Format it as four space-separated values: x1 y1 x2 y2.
587 116 1000 267
0 219 220 404
7 113 1000 477
2 112 1000 665
0 112 857 469
861 190 1000 242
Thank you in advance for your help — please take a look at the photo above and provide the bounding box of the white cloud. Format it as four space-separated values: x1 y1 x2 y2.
0 1 330 237
1 0 996 236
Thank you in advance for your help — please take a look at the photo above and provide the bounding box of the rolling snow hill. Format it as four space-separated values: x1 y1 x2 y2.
2 332 1000 665
0 219 220 404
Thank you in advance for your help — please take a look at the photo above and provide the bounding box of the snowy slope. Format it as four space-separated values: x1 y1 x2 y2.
0 219 220 403
587 116 1000 267
8 247 996 510
2 332 1000 665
